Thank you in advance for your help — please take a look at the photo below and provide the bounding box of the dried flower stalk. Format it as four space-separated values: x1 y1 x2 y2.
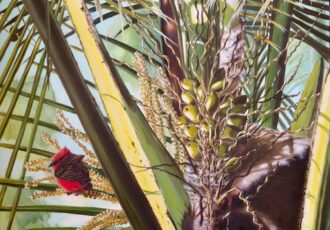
24 110 128 229
80 209 127 230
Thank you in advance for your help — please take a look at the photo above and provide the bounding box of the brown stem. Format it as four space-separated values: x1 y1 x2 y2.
160 0 184 96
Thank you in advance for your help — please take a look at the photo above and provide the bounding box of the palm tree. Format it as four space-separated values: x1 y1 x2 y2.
0 0 329 229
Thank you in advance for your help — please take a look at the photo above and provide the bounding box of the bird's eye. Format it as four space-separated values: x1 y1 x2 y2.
57 156 65 163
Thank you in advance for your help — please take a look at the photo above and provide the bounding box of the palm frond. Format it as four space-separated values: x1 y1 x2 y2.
64 1 190 228
301 72 330 230
22 0 161 229
291 59 324 134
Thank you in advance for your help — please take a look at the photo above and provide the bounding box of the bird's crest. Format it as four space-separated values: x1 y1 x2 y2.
52 147 70 162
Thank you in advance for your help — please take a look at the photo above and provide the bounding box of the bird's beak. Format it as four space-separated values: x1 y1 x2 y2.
48 162 54 167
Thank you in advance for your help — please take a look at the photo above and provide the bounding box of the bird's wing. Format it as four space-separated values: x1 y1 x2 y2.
55 154 90 182
67 154 85 164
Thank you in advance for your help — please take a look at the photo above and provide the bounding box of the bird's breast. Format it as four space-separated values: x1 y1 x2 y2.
56 178 85 193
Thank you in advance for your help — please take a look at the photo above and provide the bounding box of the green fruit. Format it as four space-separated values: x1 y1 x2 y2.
205 93 217 112
200 120 210 132
216 142 230 158
181 79 197 91
184 125 198 138
183 105 200 123
196 86 204 101
218 97 232 115
229 105 246 114
205 117 216 126
177 116 188 125
200 117 216 132
177 116 188 130
221 125 238 138
186 141 200 160
211 80 225 91
227 114 247 128
223 157 241 172
181 91 195 104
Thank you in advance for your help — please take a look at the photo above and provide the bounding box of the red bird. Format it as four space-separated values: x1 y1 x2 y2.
49 147 93 195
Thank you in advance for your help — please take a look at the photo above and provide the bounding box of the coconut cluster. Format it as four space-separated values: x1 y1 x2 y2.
134 51 249 172
172 74 250 228
176 75 248 163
